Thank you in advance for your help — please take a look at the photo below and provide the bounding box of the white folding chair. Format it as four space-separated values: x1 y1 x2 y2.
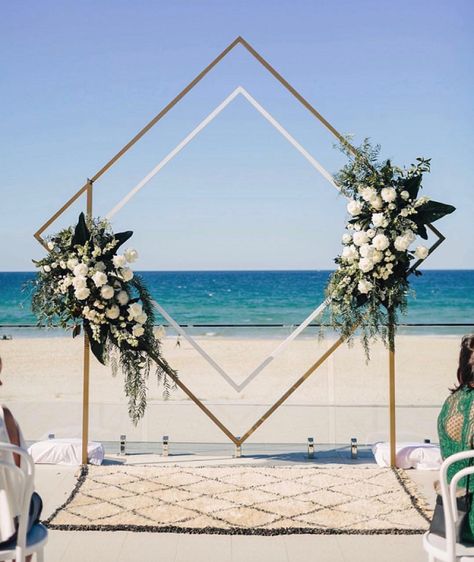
423 450 474 562
0 443 47 562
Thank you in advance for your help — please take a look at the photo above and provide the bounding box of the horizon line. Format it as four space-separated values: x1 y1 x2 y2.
0 268 473 274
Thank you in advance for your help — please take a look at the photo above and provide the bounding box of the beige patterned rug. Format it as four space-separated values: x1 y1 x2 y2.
46 465 432 535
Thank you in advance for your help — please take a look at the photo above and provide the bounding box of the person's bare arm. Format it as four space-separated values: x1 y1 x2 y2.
3 407 21 467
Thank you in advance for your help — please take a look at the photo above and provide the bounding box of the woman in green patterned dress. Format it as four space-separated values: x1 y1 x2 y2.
438 335 474 542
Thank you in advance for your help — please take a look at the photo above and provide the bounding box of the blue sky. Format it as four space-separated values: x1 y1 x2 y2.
1 0 472 270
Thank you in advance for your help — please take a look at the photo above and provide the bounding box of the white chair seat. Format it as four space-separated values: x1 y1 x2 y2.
0 443 47 562
0 523 48 561
423 530 474 561
423 450 474 561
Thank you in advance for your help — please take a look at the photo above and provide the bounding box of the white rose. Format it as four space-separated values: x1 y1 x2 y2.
403 230 416 243
359 244 374 258
359 257 375 273
132 324 145 338
117 290 129 306
415 245 429 259
100 285 114 299
73 263 89 277
92 271 107 288
353 231 370 247
84 308 97 321
95 261 106 272
372 250 383 263
63 275 73 288
120 268 134 282
124 248 139 263
372 213 385 228
113 255 127 268
136 312 148 324
401 190 410 200
42 264 51 273
381 187 397 203
342 245 359 263
372 233 390 251
415 196 430 208
106 305 120 320
400 208 409 217
359 186 377 202
128 303 143 319
347 200 363 216
357 279 373 294
342 233 352 245
367 229 376 238
369 195 383 210
59 261 67 269
394 236 411 252
72 276 87 289
75 287 90 300
67 258 79 270
47 241 55 250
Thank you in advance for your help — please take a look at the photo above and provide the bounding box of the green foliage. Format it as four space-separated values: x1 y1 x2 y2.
30 213 177 424
326 139 455 358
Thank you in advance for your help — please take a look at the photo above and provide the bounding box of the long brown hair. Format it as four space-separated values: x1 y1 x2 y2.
453 335 474 391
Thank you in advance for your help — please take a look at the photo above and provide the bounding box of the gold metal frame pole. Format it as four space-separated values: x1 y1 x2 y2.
81 333 91 464
388 319 396 468
81 181 93 464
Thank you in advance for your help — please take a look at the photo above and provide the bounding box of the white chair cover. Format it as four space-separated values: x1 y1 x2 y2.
28 438 104 466
372 441 442 469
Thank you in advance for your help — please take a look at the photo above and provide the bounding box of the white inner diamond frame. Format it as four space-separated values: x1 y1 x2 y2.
34 36 446 447
106 86 336 393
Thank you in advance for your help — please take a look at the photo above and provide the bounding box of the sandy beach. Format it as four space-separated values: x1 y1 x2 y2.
0 335 461 445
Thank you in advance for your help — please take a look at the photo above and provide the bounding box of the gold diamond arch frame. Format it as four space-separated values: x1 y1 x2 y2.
35 36 446 466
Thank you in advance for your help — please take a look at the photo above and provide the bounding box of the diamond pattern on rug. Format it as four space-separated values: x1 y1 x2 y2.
47 465 432 535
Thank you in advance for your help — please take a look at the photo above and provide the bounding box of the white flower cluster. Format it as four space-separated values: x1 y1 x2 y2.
339 183 430 297
43 240 145 346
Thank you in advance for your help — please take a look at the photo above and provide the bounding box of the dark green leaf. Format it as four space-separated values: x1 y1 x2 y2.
71 213 90 247
101 230 134 259
414 222 428 240
380 159 394 181
72 324 81 338
402 175 422 200
416 200 456 224
114 231 133 250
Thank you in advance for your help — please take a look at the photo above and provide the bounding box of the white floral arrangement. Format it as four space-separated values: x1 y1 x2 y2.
31 213 176 422
326 140 455 355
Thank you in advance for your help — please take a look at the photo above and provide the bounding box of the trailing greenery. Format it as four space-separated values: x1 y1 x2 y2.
326 139 455 357
31 213 176 424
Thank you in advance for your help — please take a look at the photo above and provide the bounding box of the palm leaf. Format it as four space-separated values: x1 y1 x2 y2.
417 200 456 223
71 213 90 247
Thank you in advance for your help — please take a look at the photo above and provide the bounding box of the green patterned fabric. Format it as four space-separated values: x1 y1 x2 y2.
438 386 474 542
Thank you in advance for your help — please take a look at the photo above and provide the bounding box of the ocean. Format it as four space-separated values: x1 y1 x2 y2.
0 270 473 337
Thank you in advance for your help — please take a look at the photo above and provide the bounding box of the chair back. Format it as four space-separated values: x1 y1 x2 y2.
0 443 35 561
439 449 474 560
